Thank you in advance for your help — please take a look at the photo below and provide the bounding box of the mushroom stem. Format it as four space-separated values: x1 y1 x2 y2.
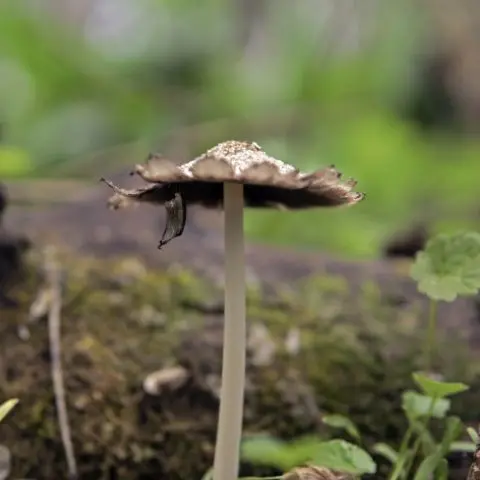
213 182 247 480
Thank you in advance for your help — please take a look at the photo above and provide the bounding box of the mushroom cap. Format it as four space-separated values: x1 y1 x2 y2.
101 140 365 210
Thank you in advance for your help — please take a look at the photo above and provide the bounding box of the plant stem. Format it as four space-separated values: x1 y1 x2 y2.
401 397 438 478
212 182 246 480
401 436 422 479
46 248 77 479
389 426 414 480
425 299 438 371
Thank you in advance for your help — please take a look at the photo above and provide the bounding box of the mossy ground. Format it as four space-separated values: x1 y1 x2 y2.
1 248 479 479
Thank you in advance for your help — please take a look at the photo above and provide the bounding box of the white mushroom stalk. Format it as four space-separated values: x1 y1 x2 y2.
213 182 246 480
100 140 365 480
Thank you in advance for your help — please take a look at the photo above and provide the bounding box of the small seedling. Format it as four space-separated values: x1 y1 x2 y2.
234 352 473 479
410 231 480 370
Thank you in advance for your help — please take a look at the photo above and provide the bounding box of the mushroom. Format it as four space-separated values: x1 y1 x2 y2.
100 140 365 480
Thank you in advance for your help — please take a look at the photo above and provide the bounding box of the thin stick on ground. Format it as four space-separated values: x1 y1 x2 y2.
44 247 78 480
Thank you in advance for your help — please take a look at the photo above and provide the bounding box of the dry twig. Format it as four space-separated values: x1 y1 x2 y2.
283 465 355 480
36 247 78 479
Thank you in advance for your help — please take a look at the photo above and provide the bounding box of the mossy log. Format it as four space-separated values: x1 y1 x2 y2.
0 247 479 480
1 181 480 479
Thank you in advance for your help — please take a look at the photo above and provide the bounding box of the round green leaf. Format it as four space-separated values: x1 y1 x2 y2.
410 232 480 302
402 390 450 420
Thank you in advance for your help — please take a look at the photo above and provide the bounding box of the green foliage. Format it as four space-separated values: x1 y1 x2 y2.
412 372 469 399
237 234 480 479
410 231 480 370
401 390 450 420
241 370 473 479
413 456 448 480
241 435 375 477
241 435 326 472
412 416 463 480
322 414 361 442
372 443 399 465
449 441 476 453
311 440 376 475
0 398 18 423
388 373 471 480
410 232 480 302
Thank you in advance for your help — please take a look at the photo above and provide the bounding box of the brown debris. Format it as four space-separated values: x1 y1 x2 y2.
283 465 355 480
142 366 190 396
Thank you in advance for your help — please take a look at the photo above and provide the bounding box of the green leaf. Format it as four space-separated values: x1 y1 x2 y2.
412 372 469 398
410 232 480 302
467 427 479 444
412 416 463 480
322 414 361 442
413 452 443 480
411 417 463 480
402 391 450 420
388 450 414 480
437 458 449 480
409 419 437 456
241 436 290 471
439 416 463 455
284 435 329 468
311 439 377 475
0 399 18 423
241 435 325 472
449 441 476 453
372 443 398 465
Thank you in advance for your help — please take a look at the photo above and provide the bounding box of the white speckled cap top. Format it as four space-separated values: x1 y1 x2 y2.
101 140 365 210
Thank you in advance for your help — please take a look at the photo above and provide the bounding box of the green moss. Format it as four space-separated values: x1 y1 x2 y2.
0 249 478 479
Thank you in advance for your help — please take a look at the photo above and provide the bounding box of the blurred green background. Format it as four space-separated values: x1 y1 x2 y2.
1 0 480 258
